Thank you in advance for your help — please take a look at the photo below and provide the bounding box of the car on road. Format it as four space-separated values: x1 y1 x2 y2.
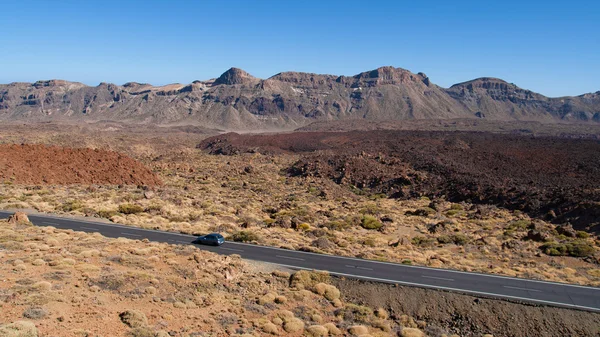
193 233 225 246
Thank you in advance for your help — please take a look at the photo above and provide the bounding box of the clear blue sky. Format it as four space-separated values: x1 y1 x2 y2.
1 0 598 97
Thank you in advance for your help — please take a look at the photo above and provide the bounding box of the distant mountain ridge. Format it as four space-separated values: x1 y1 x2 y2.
1 66 598 130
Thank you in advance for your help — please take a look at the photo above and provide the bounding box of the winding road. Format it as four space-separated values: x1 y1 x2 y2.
1 210 599 312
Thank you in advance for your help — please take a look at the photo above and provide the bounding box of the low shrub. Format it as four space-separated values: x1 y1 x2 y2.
405 207 436 217
360 215 383 230
411 236 435 246
336 304 373 323
230 230 260 242
61 200 83 212
118 204 144 215
289 270 330 290
540 241 595 257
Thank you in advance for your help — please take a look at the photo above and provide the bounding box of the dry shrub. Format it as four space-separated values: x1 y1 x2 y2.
289 270 330 290
323 323 342 335
272 270 290 279
335 304 373 323
119 310 148 328
348 325 369 335
257 292 277 305
401 327 425 337
0 320 38 337
32 281 51 292
305 325 328 337
262 322 279 335
313 283 340 301
374 307 388 319
282 317 304 333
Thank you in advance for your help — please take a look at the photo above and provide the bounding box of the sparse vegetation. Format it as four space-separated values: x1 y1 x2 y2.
360 215 383 230
118 204 144 215
230 230 260 242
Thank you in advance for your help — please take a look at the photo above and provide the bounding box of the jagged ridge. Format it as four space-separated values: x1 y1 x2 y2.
0 66 598 130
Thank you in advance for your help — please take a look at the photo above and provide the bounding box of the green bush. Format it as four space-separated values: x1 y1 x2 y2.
450 203 463 210
359 204 382 216
568 241 596 257
576 231 590 239
322 220 350 231
363 238 376 247
436 235 453 244
360 215 383 230
230 230 260 242
540 241 595 257
405 207 436 217
118 203 144 214
411 236 435 246
452 233 469 245
507 219 531 231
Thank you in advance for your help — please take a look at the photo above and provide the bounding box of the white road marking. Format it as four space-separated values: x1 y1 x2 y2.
422 275 455 282
271 263 600 313
346 265 356 268
42 221 60 226
80 227 97 230
357 266 373 271
503 286 542 292
221 247 244 252
120 232 142 237
276 255 305 261
176 241 190 244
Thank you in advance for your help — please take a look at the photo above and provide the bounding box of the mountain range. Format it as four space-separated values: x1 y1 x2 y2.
1 66 599 130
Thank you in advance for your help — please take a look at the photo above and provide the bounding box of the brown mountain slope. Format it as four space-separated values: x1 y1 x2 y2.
1 67 598 130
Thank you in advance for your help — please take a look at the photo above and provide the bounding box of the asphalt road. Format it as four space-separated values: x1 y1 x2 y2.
1 211 599 312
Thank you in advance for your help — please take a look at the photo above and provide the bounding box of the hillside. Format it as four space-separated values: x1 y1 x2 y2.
0 67 599 130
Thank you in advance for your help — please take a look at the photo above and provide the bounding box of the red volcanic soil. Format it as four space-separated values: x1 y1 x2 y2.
199 131 600 232
0 144 161 186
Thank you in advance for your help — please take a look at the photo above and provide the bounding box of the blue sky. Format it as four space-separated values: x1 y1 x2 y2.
0 0 598 97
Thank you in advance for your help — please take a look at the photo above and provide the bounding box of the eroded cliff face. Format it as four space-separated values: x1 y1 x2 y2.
1 66 598 130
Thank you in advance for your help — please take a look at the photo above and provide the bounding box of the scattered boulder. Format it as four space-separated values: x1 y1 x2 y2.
526 229 550 242
556 224 577 238
22 308 47 320
311 237 334 250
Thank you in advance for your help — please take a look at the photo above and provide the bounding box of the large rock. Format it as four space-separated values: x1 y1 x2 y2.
526 229 550 242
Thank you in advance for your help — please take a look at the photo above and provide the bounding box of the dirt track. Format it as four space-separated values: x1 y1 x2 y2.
0 144 161 185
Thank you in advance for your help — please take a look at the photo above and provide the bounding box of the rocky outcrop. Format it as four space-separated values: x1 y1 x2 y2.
212 67 258 86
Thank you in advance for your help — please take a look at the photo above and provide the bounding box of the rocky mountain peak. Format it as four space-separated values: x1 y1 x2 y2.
213 67 258 86
352 66 423 87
